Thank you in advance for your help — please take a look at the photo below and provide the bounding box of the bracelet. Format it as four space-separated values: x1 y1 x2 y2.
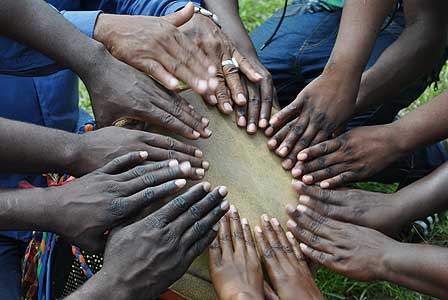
194 7 221 28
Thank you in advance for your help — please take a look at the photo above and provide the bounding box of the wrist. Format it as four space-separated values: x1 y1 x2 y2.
379 241 407 282
229 292 259 300
62 133 84 177
387 120 413 155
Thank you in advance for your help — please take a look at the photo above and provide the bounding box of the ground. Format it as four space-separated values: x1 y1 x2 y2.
79 1 448 299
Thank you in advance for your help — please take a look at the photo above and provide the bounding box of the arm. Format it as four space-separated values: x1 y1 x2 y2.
355 0 448 114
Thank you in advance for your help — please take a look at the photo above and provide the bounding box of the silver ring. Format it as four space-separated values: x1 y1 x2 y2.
221 57 239 69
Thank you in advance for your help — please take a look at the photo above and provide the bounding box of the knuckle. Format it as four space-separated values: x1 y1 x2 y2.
161 113 175 125
193 221 207 235
292 124 304 136
172 196 188 211
166 137 176 150
317 157 326 169
142 174 157 186
263 247 275 259
144 214 167 229
109 198 128 217
189 205 202 220
143 188 155 202
132 165 146 177
319 142 329 154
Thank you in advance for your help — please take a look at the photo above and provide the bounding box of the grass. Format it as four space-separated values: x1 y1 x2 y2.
79 1 448 299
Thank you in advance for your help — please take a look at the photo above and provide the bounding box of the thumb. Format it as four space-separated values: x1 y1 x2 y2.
163 2 195 27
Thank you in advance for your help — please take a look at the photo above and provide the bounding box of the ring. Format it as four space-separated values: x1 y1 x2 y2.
221 57 239 69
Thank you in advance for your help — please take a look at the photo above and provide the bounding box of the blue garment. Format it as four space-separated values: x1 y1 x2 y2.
0 1 201 298
250 0 448 185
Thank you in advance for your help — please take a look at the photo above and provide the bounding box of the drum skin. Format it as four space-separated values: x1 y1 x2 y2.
160 91 298 300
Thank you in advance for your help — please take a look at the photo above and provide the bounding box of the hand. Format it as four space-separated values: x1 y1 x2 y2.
209 206 264 300
85 52 212 139
254 214 323 300
94 3 218 95
48 151 196 253
266 71 358 170
286 203 400 282
180 14 263 115
95 182 230 300
69 126 208 177
292 125 402 188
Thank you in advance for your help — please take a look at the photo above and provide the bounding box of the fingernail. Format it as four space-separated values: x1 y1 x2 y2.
180 161 191 173
175 179 187 188
195 150 203 158
303 175 313 184
208 65 217 75
297 153 308 161
297 205 307 213
189 104 195 110
286 204 296 214
271 218 280 227
210 95 218 105
287 219 297 228
202 161 210 170
262 214 269 222
259 119 268 128
230 204 237 213
139 151 149 159
198 80 208 92
196 168 205 177
282 159 293 170
168 160 179 168
237 116 246 127
204 128 212 137
202 117 210 126
169 78 179 89
212 223 219 231
242 218 249 226
286 231 294 240
320 181 330 189
193 131 200 139
299 243 308 251
220 200 230 210
292 168 302 177
209 78 219 90
254 72 264 80
255 225 262 233
203 182 211 191
269 117 278 126
265 127 274 136
299 195 310 203
247 123 257 134
218 186 228 196
267 139 277 149
237 94 247 105
224 102 233 112
278 147 288 157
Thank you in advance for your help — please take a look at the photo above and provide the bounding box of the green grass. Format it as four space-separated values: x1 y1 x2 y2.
79 2 448 298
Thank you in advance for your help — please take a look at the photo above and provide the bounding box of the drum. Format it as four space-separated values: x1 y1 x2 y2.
163 91 298 300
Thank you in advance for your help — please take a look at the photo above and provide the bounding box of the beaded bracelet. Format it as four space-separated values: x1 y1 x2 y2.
194 6 221 29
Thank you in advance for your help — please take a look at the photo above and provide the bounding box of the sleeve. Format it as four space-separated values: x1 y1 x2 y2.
60 10 102 38
106 0 203 17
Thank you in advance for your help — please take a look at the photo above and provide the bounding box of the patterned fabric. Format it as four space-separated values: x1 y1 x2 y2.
319 0 343 9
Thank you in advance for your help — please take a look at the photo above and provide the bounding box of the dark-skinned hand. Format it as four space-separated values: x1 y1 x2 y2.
286 203 399 282
209 206 264 300
48 151 198 253
292 125 402 188
266 71 358 170
180 14 263 115
70 126 209 177
94 182 230 300
85 51 212 139
94 3 218 95
255 214 323 300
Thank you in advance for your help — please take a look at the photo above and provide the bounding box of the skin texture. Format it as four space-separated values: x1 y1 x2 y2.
265 0 395 170
209 207 264 300
203 0 276 133
255 215 323 300
286 204 448 298
180 14 264 120
66 183 230 300
0 118 207 177
94 3 219 95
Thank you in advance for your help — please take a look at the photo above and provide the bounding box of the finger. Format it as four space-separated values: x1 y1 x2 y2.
286 218 334 254
99 151 148 174
163 2 195 27
186 229 219 265
246 81 261 135
219 212 233 255
267 98 303 133
145 146 208 169
292 180 341 204
215 77 234 114
310 130 330 147
254 225 278 267
143 131 203 158
285 231 305 261
209 236 222 267
177 186 229 238
293 151 345 180
263 281 280 300
233 50 263 82
266 118 298 151
270 218 297 263
118 159 177 181
260 214 289 264
222 59 247 107
228 205 245 253
303 164 349 186
276 117 310 160
235 101 247 128
320 171 358 189
297 194 345 221
241 217 257 256
143 59 181 90
296 137 342 162
300 243 335 269
258 79 274 129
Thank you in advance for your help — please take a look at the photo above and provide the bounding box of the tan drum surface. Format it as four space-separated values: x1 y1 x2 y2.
162 91 298 300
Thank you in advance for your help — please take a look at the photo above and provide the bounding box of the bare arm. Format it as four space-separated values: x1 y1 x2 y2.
355 0 448 114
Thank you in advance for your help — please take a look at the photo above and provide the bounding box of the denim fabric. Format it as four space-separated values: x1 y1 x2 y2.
0 236 28 300
250 0 448 185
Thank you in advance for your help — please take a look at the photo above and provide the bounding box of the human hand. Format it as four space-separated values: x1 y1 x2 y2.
255 214 323 300
292 125 402 188
266 71 358 170
180 14 263 115
96 182 230 300
70 126 208 177
286 203 399 282
49 151 197 253
94 3 218 95
209 206 264 300
85 53 212 139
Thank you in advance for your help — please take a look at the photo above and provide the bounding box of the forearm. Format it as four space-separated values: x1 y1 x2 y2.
381 243 448 298
0 118 81 175
202 0 257 56
0 0 107 81
355 0 448 114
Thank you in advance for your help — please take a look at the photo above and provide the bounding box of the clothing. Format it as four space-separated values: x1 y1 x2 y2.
319 0 343 9
0 1 201 298
250 0 448 185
